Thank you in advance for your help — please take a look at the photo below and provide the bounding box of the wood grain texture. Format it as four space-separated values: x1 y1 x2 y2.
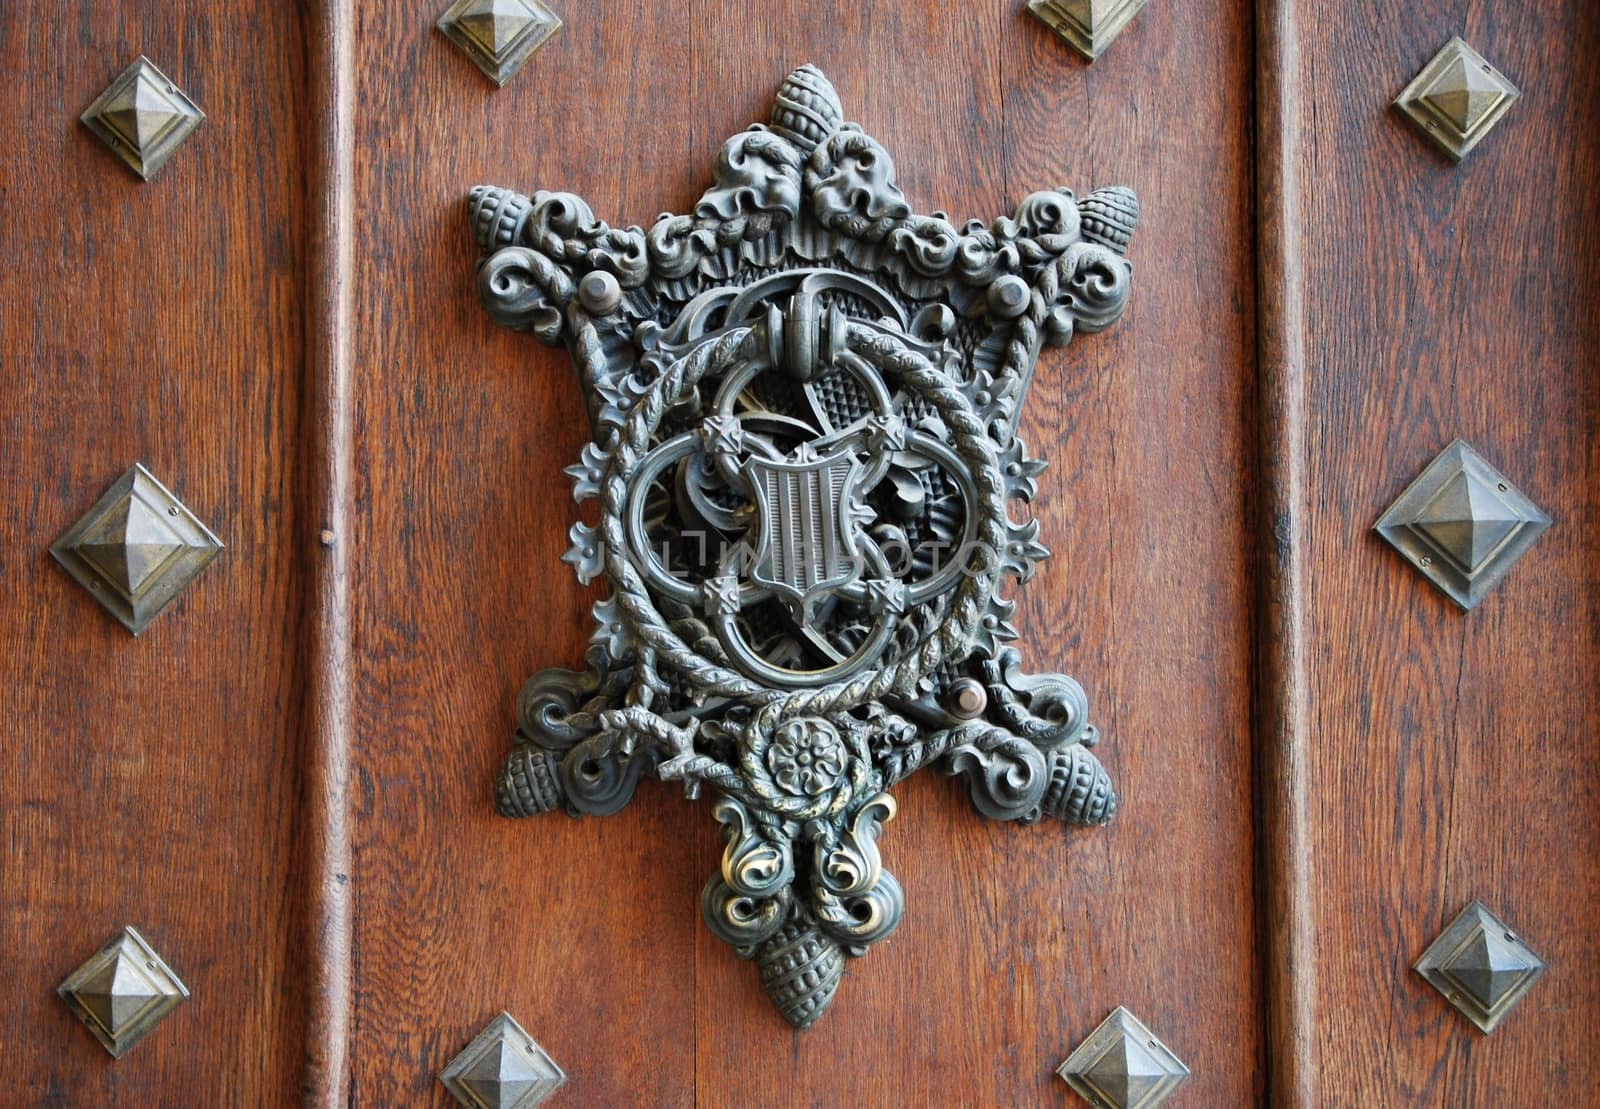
1254 1 1319 1104
1296 1 1600 1103
347 1 1260 1105
298 0 356 1102
0 2 311 1103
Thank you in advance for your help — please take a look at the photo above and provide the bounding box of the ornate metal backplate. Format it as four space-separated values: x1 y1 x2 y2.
466 65 1137 1027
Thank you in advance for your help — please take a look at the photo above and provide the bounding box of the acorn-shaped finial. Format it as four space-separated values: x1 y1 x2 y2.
1039 745 1117 826
496 745 565 817
770 64 844 158
467 185 533 253
1077 186 1140 255
756 905 845 1028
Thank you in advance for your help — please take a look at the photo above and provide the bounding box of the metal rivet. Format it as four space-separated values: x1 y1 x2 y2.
987 275 1031 320
1374 439 1550 610
80 56 204 180
947 677 989 720
50 463 224 635
1394 37 1520 162
578 270 623 316
437 0 562 87
1415 901 1546 1034
58 927 189 1058
439 1012 566 1108
1057 1007 1190 1109
1028 0 1150 61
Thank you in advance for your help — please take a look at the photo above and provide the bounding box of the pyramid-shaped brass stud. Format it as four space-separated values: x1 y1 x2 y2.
80 56 204 180
1028 0 1149 61
1415 901 1546 1034
51 463 224 635
438 0 562 86
440 1012 566 1108
1394 37 1520 162
58 927 189 1058
1374 439 1549 610
1058 1007 1190 1109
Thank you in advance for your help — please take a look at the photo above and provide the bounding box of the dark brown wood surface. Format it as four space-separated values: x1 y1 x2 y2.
1292 2 1600 1103
347 1 1259 1104
0 2 312 1104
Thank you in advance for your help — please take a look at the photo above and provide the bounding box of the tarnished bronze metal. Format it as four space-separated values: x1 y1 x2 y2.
57 927 189 1059
80 56 204 181
1028 0 1150 62
1374 439 1549 610
50 463 223 635
437 0 562 87
466 64 1134 1028
1057 1006 1190 1109
1414 901 1546 1034
439 1012 566 1109
1394 37 1520 162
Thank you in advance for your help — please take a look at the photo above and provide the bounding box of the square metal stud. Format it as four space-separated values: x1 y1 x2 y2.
58 926 189 1058
51 463 224 636
439 1012 566 1109
1394 37 1520 162
1415 901 1546 1034
81 56 205 180
1028 0 1150 62
438 0 562 87
1057 1006 1189 1109
1374 439 1550 610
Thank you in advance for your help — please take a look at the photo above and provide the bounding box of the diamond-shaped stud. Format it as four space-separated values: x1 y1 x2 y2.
440 1013 566 1109
1028 0 1150 62
1058 1007 1189 1109
438 0 562 86
58 927 189 1058
1374 440 1549 610
1415 901 1546 1034
1395 37 1520 162
51 463 224 635
81 56 204 180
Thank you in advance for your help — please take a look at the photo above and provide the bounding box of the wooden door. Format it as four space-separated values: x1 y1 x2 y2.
1 2 1594 1106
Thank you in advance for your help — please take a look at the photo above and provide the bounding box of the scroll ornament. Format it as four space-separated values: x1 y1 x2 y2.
468 65 1136 1028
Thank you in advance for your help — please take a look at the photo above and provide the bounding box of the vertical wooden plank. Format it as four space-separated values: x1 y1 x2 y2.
346 2 699 1105
0 1 311 1102
1297 0 1600 1102
998 2 1263 1105
299 0 356 1102
1254 0 1318 1104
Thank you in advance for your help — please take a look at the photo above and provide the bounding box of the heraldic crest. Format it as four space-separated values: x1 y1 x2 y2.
467 65 1137 1027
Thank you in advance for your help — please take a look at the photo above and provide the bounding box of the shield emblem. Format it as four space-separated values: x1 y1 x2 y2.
744 447 867 625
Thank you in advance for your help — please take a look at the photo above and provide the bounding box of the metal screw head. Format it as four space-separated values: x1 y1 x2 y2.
578 270 623 315
947 678 988 720
987 275 1031 319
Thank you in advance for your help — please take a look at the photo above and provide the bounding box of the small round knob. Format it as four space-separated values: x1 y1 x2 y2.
987 275 1031 319
578 270 622 315
947 678 988 720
